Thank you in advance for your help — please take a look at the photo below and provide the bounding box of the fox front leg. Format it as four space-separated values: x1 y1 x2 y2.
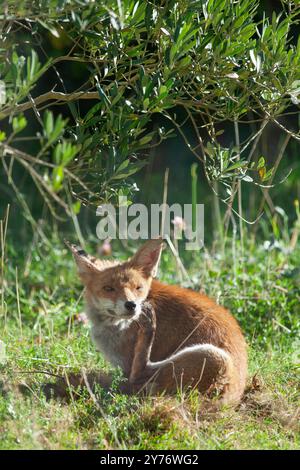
129 302 156 386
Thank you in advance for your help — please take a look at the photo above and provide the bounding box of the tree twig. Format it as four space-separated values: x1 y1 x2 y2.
0 90 99 120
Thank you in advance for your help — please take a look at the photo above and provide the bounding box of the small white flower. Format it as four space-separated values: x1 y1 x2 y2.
99 238 112 256
172 216 186 231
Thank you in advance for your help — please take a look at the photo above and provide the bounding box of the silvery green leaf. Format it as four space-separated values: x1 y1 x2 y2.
0 81 6 105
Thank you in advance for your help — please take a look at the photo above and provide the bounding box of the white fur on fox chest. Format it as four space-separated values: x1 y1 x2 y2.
85 296 141 374
89 315 137 373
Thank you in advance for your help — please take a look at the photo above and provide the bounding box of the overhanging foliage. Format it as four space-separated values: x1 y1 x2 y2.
0 0 299 217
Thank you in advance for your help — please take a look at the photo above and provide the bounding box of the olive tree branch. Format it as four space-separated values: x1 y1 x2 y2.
0 90 99 120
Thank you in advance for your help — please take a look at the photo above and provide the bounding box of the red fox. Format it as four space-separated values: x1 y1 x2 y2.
64 239 247 404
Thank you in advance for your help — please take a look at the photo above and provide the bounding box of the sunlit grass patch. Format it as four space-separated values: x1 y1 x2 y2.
0 236 299 449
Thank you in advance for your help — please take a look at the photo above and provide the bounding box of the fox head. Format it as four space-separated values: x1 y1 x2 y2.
67 239 163 322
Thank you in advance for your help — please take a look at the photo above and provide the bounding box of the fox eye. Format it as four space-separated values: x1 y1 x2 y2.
103 286 115 292
136 285 143 291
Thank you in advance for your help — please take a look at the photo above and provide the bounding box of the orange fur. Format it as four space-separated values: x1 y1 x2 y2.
66 240 247 404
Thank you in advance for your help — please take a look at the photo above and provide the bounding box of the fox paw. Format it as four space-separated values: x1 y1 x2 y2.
139 301 156 332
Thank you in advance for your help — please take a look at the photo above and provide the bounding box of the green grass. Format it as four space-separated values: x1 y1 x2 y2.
0 234 299 450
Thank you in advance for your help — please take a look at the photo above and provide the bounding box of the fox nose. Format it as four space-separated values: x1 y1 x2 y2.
125 301 136 312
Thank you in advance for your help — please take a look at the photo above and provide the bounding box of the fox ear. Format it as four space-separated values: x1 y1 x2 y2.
65 242 100 282
130 238 164 278
65 241 120 283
